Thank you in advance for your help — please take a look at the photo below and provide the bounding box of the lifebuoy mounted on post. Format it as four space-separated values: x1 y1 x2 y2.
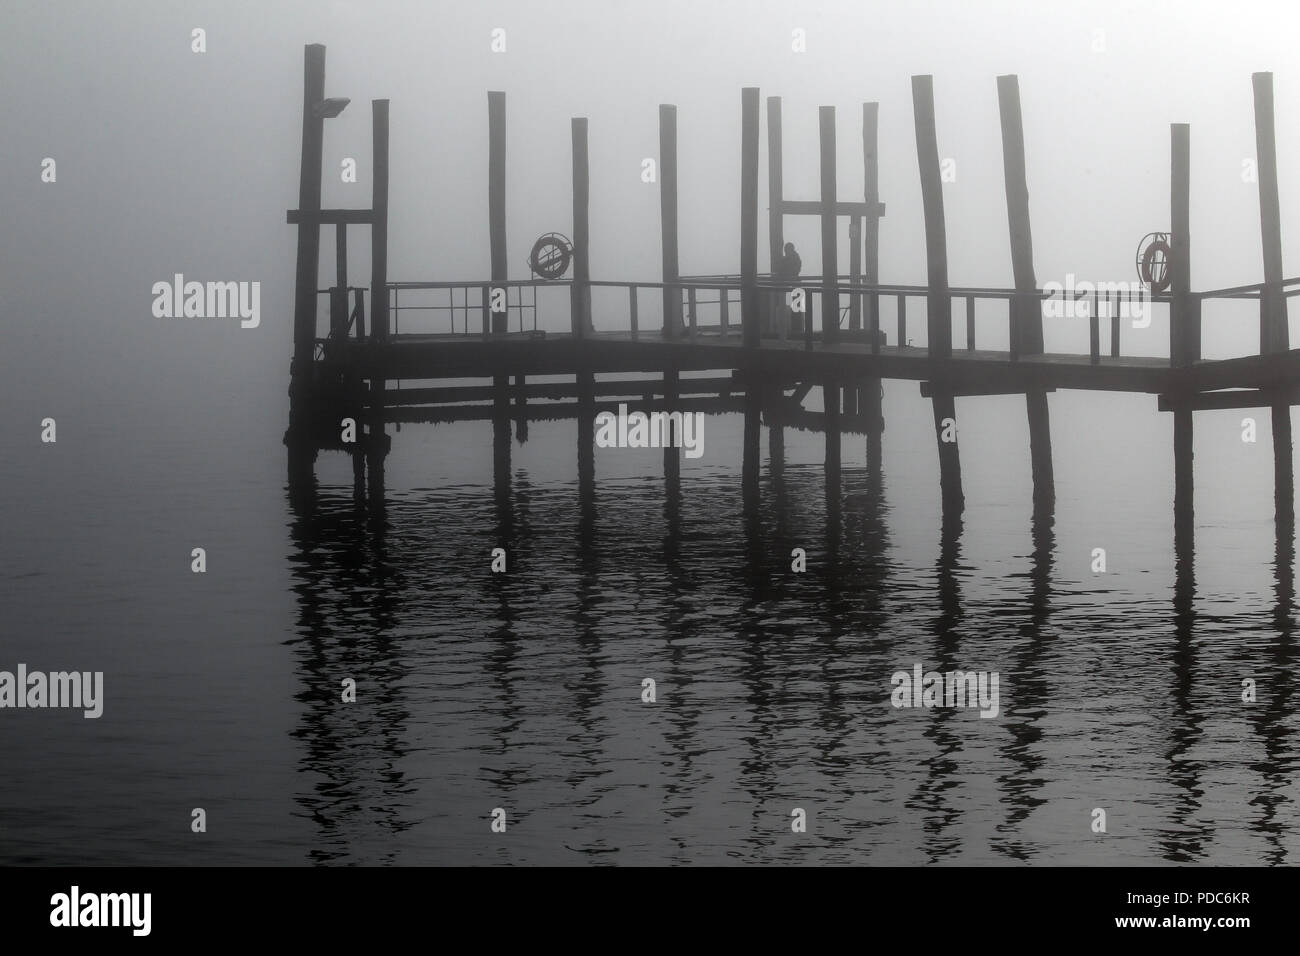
1136 232 1172 294
527 232 573 280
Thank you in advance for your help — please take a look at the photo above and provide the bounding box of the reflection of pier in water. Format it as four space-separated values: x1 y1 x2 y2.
285 449 1296 863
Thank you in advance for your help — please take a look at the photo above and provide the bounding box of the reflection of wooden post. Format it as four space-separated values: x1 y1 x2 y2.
862 102 883 472
912 75 962 512
1170 122 1193 535
742 88 761 510
998 75 1053 511
288 44 327 476
1254 72 1293 523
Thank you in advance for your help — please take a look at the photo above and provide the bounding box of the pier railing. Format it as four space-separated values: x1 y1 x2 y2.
314 273 1300 368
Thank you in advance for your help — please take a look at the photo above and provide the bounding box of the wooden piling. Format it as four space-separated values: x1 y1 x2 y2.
819 105 842 495
489 92 511 476
488 91 507 336
1253 72 1294 522
767 96 784 273
572 117 591 336
863 102 883 470
741 88 760 348
912 75 963 512
742 88 762 508
998 74 1054 511
1170 122 1193 530
288 44 326 477
659 105 679 339
367 98 390 504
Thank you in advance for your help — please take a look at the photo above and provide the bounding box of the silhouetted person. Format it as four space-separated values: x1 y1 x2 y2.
778 242 802 335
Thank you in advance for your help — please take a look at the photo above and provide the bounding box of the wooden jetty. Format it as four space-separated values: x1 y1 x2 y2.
284 44 1300 528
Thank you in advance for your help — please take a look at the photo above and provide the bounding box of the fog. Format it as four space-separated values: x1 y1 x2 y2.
2 0 1299 439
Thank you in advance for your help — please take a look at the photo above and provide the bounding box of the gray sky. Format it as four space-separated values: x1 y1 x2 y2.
2 0 1298 435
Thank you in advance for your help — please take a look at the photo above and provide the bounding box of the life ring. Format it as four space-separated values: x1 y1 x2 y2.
1136 233 1172 294
528 233 573 280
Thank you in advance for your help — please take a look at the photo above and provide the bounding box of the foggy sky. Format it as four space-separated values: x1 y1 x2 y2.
2 0 1299 441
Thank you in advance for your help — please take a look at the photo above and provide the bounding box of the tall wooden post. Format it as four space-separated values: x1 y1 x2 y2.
488 91 508 335
367 98 390 507
767 96 784 271
660 105 680 340
742 87 761 509
820 106 840 345
488 92 511 488
819 106 842 501
1170 122 1194 535
998 75 1054 511
571 117 591 337
573 117 595 492
766 95 785 455
659 104 681 481
742 88 761 348
1254 72 1293 522
913 75 963 512
288 44 327 479
863 102 884 474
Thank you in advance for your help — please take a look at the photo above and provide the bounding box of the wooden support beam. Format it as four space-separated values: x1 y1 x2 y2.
288 43 327 470
1170 123 1192 368
1169 122 1193 530
386 377 748 406
820 106 839 345
1157 387 1300 412
572 117 591 337
913 74 962 511
778 200 885 216
998 74 1053 511
1254 72 1289 355
1253 72 1293 523
488 91 507 336
287 208 375 225
659 105 680 339
741 89 761 506
741 87 760 349
921 382 1056 398
849 218 862 330
367 97 391 506
767 96 784 273
370 100 390 346
862 102 884 472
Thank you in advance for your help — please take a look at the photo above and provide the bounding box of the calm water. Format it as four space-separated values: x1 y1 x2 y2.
1 380 1298 865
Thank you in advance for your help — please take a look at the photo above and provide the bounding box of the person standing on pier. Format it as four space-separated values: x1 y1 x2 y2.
778 241 802 335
